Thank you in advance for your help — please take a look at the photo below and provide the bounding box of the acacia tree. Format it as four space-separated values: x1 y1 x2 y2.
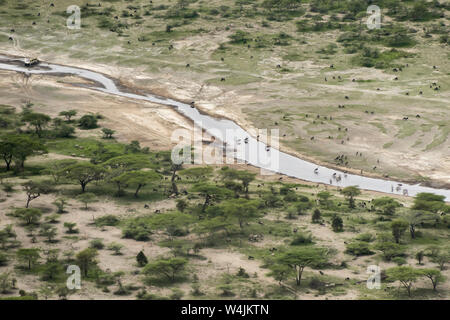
432 252 449 271
22 112 51 138
15 208 42 225
386 266 422 297
39 224 57 243
101 128 115 139
17 248 40 270
276 247 329 286
59 110 77 122
412 193 447 213
145 211 193 241
401 210 437 239
179 167 213 182
420 269 444 291
268 264 292 287
317 191 332 208
219 199 260 230
41 159 77 183
22 181 52 208
195 216 232 240
372 197 402 215
391 219 408 244
341 186 361 208
0 138 14 171
117 170 161 198
0 135 47 171
76 193 97 210
104 154 152 196
62 162 106 192
143 257 188 282
76 248 98 277
220 168 255 198
191 183 233 212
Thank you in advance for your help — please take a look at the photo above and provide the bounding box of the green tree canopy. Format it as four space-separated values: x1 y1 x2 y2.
78 114 98 129
372 197 402 215
412 193 448 213
17 248 40 270
220 168 256 198
143 257 188 282
217 198 261 230
0 135 47 171
59 110 77 122
179 166 213 182
341 186 361 208
22 112 51 138
276 247 330 286
76 248 98 277
62 162 106 192
15 208 42 225
391 219 409 244
76 192 98 210
420 268 444 291
386 266 423 297
22 181 53 208
114 170 161 198
191 183 233 212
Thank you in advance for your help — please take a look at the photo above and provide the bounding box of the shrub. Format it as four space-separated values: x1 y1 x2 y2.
356 233 376 242
122 219 152 241
308 277 325 290
90 239 105 250
54 124 75 138
236 267 250 278
284 192 298 202
78 115 98 129
374 242 406 261
107 242 124 255
136 250 148 267
345 241 373 256
291 232 313 245
312 209 321 223
0 252 8 266
331 214 344 232
95 215 120 227
392 257 407 266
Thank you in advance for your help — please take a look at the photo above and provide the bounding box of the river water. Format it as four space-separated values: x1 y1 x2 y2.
0 55 448 201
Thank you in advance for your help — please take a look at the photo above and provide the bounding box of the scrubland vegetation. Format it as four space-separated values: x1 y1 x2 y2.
0 0 449 300
0 102 449 300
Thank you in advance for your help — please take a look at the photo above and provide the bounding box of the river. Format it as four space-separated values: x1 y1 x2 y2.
0 55 448 201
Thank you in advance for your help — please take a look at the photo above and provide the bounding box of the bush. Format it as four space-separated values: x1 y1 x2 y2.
291 232 313 245
95 215 120 227
78 115 98 129
345 241 373 256
229 30 251 44
331 214 344 232
122 219 152 241
90 239 105 250
283 192 298 202
236 267 250 278
374 242 406 261
0 252 8 266
392 257 407 266
308 277 325 290
312 209 321 223
356 233 375 242
54 124 75 138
